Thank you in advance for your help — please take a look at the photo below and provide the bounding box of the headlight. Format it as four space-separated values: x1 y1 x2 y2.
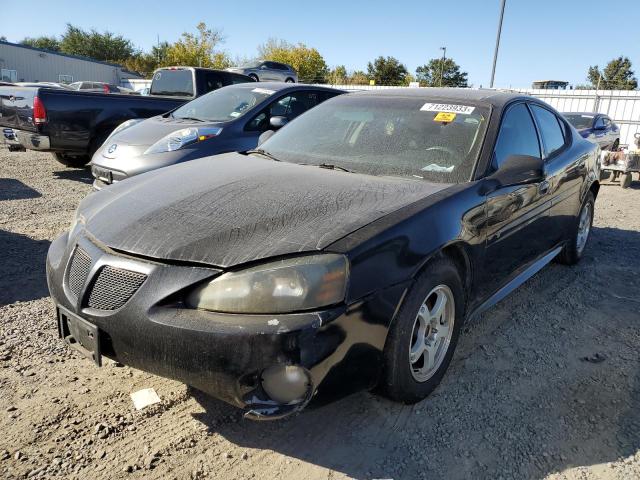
185 254 348 314
144 126 222 155
106 119 144 142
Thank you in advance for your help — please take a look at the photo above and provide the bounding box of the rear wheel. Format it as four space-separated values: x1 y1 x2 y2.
285 78 295 83
380 257 464 404
557 191 594 265
52 152 90 168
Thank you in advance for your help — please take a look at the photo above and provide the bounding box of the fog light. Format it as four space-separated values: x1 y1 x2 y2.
261 365 310 405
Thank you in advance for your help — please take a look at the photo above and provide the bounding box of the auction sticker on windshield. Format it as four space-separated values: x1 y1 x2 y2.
420 103 475 114
434 112 457 122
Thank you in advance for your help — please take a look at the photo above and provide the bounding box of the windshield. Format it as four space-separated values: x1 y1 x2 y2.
150 69 194 97
260 95 489 183
172 85 276 122
565 114 594 130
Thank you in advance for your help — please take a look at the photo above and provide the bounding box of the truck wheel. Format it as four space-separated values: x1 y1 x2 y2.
621 173 632 189
557 191 594 265
379 256 464 404
52 153 90 168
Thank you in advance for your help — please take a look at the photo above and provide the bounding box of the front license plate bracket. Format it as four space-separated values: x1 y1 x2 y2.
57 307 102 366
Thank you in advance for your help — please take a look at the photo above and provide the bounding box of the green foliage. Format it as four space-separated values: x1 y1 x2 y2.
327 65 347 84
349 70 370 85
366 56 408 86
415 58 468 87
20 36 61 52
163 23 230 68
59 24 135 61
587 56 638 90
258 39 328 83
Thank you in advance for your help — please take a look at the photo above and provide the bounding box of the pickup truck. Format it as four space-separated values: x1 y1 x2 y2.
0 67 253 167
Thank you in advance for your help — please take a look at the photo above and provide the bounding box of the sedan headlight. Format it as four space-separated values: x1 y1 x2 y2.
106 119 144 142
185 254 348 314
144 126 222 155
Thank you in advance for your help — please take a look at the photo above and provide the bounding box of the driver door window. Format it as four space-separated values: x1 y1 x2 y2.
493 103 541 170
245 92 321 132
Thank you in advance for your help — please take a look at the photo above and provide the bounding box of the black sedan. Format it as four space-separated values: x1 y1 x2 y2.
90 82 343 189
47 89 600 419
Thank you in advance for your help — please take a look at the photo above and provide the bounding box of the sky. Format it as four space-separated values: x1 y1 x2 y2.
1 0 639 88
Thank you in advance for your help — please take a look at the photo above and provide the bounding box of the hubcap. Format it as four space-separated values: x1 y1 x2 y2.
576 202 592 254
409 285 455 382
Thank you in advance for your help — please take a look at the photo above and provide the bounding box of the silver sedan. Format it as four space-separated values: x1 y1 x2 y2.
226 61 298 83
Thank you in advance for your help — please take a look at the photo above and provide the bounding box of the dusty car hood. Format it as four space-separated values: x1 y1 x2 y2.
109 115 224 148
80 153 449 268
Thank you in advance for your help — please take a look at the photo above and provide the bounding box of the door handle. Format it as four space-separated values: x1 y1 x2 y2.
539 180 550 195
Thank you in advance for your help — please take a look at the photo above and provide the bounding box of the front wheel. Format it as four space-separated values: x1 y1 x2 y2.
379 257 464 404
557 191 595 265
249 74 259 82
52 152 90 168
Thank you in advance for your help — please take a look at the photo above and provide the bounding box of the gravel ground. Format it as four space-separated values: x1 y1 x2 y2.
1 149 639 480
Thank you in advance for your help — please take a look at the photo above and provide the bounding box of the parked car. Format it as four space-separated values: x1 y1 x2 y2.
68 81 137 95
90 83 343 189
0 67 254 167
564 112 620 150
47 89 599 419
227 61 298 83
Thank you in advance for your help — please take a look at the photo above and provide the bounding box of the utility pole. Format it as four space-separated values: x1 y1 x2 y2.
489 0 507 88
439 46 447 87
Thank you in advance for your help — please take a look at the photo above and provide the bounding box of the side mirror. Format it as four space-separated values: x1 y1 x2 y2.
489 154 544 187
257 130 276 146
269 116 288 129
593 123 606 131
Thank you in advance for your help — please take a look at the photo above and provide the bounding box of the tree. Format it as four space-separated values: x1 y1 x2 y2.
258 39 328 83
21 36 61 51
415 58 468 87
164 23 229 68
587 56 637 90
0 36 6 42
327 65 347 84
59 24 135 61
349 70 370 85
366 56 408 86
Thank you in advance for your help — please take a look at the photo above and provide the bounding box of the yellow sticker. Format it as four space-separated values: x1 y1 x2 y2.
434 112 456 123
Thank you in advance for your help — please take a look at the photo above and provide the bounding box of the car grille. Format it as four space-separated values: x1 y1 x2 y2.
87 266 147 310
68 247 92 297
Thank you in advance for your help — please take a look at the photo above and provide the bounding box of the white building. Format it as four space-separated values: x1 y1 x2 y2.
0 40 142 84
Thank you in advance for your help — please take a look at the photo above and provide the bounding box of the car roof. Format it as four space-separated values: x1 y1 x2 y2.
230 82 343 93
348 88 532 109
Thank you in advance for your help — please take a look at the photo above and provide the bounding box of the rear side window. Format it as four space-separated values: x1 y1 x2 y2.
530 105 566 158
150 70 194 97
493 103 541 169
245 91 335 132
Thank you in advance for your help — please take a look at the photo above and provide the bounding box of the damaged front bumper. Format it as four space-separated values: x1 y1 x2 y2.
46 232 404 419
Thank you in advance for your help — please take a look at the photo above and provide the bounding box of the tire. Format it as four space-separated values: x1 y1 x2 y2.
379 256 465 404
285 78 295 83
249 74 259 82
52 152 90 168
621 173 632 189
556 191 595 265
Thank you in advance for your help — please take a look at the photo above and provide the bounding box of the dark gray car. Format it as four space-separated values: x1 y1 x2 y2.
90 82 343 189
226 61 298 83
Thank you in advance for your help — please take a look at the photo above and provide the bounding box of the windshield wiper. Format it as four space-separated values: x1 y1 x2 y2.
246 149 282 162
174 116 204 122
316 163 352 173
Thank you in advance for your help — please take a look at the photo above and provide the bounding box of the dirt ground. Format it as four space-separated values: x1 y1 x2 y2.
0 149 639 480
